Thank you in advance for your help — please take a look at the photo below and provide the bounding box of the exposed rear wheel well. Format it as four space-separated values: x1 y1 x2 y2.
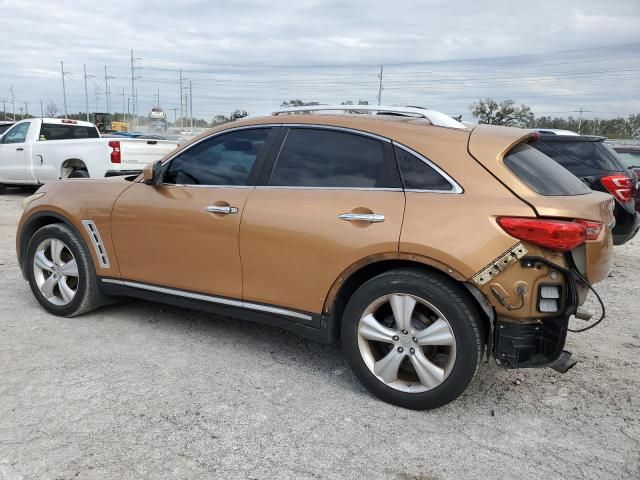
327 260 491 342
60 159 88 178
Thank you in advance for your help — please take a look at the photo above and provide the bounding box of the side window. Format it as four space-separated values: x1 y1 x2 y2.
2 122 31 144
395 146 454 191
269 128 398 188
164 128 272 186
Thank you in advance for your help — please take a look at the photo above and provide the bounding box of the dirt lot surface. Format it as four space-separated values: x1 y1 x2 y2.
1 189 638 480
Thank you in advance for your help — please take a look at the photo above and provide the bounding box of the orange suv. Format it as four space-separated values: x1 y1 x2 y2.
16 106 615 409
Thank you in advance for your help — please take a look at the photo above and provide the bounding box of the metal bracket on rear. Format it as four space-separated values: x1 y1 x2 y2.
472 242 528 286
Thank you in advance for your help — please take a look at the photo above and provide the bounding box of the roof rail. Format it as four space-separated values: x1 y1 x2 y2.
271 105 466 129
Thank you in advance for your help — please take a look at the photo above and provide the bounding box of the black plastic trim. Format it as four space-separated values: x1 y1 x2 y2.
105 169 142 177
99 278 337 343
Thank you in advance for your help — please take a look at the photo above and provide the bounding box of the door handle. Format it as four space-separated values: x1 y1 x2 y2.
16 147 24 151
204 205 238 215
338 213 385 223
37 155 43 164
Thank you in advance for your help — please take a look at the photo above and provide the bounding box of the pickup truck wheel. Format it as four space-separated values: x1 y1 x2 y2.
26 223 105 317
0 184 6 195
341 269 483 410
68 169 89 179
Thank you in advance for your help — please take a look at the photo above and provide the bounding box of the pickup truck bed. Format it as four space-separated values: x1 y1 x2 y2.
0 118 178 189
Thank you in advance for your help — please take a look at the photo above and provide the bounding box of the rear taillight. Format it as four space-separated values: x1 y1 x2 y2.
108 141 121 164
497 217 602 251
601 174 632 203
577 220 602 240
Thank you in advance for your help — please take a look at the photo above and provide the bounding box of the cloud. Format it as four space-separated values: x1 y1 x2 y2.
0 0 638 120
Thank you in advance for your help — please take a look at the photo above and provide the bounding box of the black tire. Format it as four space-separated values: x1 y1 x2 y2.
25 223 106 317
341 269 484 410
0 184 7 195
68 169 89 179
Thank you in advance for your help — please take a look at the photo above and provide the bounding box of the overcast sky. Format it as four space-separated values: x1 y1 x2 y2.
1 0 639 122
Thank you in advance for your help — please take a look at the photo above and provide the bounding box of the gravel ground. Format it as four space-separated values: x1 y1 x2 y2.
1 189 639 480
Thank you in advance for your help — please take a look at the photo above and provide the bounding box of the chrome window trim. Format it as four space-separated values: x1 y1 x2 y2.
101 278 313 322
81 220 110 268
157 184 254 189
393 143 464 194
278 123 392 143
255 186 402 192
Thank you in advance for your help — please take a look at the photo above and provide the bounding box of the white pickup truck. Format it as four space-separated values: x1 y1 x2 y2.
0 118 179 193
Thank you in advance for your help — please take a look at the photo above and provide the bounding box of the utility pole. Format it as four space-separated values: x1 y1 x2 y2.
179 69 183 129
130 50 142 129
40 100 44 118
119 88 126 123
94 85 101 113
104 66 114 113
170 108 178 123
573 107 591 133
157 88 160 107
377 65 384 106
189 80 193 129
60 61 71 118
10 85 16 120
83 64 94 121
24 101 29 117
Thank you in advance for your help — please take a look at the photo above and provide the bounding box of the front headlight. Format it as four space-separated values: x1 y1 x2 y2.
22 192 46 210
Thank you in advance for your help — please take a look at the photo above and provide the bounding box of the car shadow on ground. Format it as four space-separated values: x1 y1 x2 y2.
93 297 538 410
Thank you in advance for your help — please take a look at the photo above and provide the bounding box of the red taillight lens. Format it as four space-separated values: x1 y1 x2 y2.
108 141 121 164
497 217 599 251
601 174 632 203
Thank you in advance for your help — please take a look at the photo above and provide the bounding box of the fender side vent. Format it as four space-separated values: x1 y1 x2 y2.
81 220 110 268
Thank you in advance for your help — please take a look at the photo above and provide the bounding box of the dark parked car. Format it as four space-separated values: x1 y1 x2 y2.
0 121 15 136
533 133 639 245
612 145 640 213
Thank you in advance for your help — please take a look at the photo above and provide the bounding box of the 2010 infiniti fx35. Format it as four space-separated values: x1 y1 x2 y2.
17 106 614 410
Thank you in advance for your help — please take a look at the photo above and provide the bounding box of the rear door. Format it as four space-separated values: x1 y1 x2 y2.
239 126 405 316
0 121 32 181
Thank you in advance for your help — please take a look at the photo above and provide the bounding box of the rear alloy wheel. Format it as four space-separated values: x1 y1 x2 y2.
342 269 483 409
26 223 105 316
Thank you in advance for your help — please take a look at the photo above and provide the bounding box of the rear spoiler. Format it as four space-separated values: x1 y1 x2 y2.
468 124 539 164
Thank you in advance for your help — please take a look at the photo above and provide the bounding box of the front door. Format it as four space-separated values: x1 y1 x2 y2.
0 121 31 181
111 126 276 299
239 126 406 315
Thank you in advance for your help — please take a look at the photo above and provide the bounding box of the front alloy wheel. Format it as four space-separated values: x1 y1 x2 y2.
33 238 79 306
26 223 106 316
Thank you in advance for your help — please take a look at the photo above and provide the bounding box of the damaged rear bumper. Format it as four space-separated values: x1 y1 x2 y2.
490 256 581 369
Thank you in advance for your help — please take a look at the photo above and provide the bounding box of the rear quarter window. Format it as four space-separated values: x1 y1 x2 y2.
504 143 591 196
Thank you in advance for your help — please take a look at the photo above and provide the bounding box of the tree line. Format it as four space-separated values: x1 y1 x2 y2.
469 98 639 139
